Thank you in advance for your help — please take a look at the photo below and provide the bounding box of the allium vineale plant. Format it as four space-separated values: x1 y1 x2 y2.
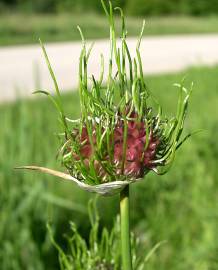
17 1 193 269
48 198 165 270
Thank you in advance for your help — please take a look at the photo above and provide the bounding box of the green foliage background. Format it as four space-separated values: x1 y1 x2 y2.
1 66 218 269
1 0 218 15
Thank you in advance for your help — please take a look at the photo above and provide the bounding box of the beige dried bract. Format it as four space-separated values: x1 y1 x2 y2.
15 166 142 196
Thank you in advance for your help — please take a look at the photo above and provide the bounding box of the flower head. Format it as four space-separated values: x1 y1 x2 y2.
17 1 193 195
58 1 192 187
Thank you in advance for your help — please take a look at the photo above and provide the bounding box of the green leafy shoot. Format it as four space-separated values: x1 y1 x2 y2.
47 198 166 270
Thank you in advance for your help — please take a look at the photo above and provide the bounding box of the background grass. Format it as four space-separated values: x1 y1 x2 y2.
0 14 218 46
1 65 218 269
2 0 218 16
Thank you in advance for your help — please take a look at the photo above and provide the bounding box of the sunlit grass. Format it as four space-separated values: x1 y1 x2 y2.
0 13 218 46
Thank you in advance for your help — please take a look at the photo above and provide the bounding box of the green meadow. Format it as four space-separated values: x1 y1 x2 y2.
0 14 218 46
1 65 218 269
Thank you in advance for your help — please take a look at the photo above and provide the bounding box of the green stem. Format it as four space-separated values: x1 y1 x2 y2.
120 185 133 270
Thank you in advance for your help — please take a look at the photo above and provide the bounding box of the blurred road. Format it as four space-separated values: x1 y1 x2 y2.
1 34 218 102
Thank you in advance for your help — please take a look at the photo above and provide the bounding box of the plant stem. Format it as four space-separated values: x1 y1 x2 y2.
120 185 132 270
